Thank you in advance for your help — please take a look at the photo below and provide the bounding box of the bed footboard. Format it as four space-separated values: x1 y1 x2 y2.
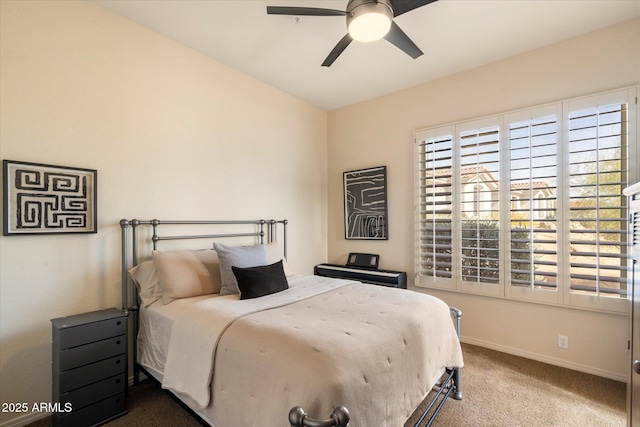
411 306 462 427
289 406 350 427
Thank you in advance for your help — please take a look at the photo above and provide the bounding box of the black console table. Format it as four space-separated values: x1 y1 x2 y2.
314 264 407 289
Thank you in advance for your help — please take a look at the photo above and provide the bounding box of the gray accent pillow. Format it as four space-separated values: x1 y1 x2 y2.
214 242 268 296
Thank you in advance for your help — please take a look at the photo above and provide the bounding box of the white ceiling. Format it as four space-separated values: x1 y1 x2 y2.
90 0 640 111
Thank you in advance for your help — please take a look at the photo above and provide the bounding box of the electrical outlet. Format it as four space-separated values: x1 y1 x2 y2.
558 335 569 349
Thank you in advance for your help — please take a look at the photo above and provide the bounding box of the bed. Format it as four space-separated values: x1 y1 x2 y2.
119 219 463 427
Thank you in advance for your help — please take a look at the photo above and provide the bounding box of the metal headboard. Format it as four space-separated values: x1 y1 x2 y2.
119 218 287 384
120 218 287 310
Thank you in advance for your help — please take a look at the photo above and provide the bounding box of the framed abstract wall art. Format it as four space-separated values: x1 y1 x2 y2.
3 160 97 235
343 166 388 240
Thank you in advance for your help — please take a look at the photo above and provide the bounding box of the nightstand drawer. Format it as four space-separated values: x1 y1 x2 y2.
57 355 125 393
52 309 125 349
52 393 126 427
54 335 125 371
55 374 125 411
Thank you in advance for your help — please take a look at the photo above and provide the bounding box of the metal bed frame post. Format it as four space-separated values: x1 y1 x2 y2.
119 219 129 315
260 220 265 244
151 219 158 250
267 219 288 258
268 220 276 244
119 220 131 392
450 307 463 401
120 219 142 385
131 220 142 384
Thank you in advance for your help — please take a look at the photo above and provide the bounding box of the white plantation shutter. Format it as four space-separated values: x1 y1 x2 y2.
508 114 559 295
415 87 636 312
567 102 629 300
459 125 501 285
416 130 454 286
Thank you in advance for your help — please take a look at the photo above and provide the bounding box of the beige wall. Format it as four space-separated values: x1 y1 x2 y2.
328 19 640 381
1 1 638 425
0 1 327 425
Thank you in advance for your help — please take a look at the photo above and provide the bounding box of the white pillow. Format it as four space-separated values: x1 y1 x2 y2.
213 242 268 296
152 249 221 304
128 261 162 307
264 242 294 277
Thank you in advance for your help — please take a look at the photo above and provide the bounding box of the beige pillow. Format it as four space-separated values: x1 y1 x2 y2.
128 260 162 307
152 250 221 304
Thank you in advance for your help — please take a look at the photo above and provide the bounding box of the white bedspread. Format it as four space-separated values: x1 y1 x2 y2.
159 275 463 427
162 275 350 407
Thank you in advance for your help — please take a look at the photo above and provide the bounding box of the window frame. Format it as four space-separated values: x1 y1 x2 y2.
414 87 638 313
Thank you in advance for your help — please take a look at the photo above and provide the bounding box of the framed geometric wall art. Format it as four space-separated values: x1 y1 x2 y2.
3 160 97 235
343 165 388 240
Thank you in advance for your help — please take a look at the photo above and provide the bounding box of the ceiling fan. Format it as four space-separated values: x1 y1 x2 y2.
266 0 438 67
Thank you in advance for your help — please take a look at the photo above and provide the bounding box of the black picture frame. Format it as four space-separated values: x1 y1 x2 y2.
343 166 388 240
3 160 97 235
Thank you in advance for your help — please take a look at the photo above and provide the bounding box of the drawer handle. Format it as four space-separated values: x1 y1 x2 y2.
116 321 122 326
116 379 121 384
116 359 121 365
116 340 121 345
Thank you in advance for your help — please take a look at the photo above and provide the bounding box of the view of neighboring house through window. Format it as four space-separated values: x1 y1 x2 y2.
415 87 637 312
459 125 500 286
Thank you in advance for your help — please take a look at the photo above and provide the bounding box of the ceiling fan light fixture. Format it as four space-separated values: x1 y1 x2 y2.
347 1 393 43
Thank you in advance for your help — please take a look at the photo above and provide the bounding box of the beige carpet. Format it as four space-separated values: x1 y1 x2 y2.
408 344 625 427
27 344 625 427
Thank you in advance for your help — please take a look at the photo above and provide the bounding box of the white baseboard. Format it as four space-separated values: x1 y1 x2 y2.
0 411 49 427
461 336 628 383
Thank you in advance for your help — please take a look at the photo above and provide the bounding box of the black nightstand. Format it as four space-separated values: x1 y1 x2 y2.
51 308 127 426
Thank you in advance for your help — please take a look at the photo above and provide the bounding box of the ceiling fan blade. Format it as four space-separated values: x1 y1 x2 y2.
390 0 438 17
383 21 423 59
266 6 346 16
321 34 353 67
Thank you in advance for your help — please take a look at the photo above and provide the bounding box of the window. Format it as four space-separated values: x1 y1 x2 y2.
415 88 637 312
